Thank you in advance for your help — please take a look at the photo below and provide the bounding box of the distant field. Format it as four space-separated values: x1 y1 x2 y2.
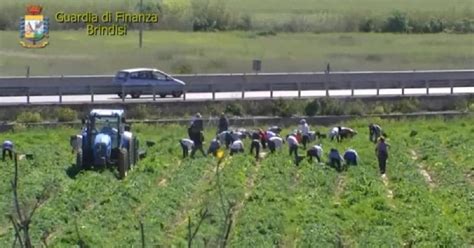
1 31 473 76
1 0 473 32
0 117 472 246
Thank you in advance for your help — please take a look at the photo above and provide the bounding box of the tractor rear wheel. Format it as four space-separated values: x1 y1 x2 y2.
159 93 167 98
118 148 129 179
76 150 83 170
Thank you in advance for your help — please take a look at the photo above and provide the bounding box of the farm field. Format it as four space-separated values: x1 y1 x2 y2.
1 31 474 76
0 116 473 246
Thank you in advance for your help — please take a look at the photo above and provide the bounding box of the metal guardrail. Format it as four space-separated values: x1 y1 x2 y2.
0 70 473 103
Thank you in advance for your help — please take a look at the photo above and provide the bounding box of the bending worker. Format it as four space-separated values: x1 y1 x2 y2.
268 136 283 153
230 139 244 155
343 148 358 166
207 137 221 157
179 138 194 159
307 144 323 163
2 140 14 161
369 123 382 143
328 148 344 171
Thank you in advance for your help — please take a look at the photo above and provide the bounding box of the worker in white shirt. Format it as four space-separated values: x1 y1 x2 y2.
286 134 299 157
179 138 194 158
299 119 310 149
230 139 244 155
268 136 283 153
307 144 323 163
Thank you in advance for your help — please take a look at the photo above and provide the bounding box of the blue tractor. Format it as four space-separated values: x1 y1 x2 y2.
72 109 139 179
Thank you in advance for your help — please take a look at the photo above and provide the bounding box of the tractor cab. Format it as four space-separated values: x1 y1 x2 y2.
86 109 125 151
74 109 139 179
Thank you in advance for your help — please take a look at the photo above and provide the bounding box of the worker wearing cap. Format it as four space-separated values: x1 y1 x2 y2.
299 119 310 149
343 148 358 166
268 136 283 153
307 144 323 163
230 139 244 155
2 140 14 161
207 137 221 157
190 112 203 134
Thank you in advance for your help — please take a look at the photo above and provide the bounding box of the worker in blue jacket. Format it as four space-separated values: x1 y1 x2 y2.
2 140 14 161
343 148 358 166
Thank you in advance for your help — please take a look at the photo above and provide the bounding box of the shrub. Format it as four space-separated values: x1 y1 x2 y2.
319 98 344 115
422 18 445 33
225 102 243 116
371 105 386 115
304 99 320 116
16 111 42 123
171 60 193 74
271 98 294 117
128 105 151 120
468 103 474 112
359 18 377 32
346 100 365 116
56 108 77 122
235 14 252 30
191 0 231 31
383 11 410 33
391 98 420 113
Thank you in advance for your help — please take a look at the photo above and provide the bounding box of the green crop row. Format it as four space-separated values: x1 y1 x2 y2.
0 117 472 246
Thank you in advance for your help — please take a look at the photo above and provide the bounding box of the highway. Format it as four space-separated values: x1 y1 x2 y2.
0 70 472 105
0 87 473 105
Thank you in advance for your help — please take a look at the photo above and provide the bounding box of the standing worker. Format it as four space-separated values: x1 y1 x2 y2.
250 131 261 159
299 119 310 149
369 124 382 143
190 112 204 133
2 140 14 161
217 113 229 134
190 131 206 158
343 148 358 166
375 137 390 175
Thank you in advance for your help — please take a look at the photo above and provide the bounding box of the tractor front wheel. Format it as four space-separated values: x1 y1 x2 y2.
118 148 129 179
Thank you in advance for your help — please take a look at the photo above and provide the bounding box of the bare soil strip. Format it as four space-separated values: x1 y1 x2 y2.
333 174 347 204
410 150 435 188
381 174 394 199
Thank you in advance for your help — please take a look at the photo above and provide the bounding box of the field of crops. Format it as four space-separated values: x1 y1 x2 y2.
0 117 473 246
